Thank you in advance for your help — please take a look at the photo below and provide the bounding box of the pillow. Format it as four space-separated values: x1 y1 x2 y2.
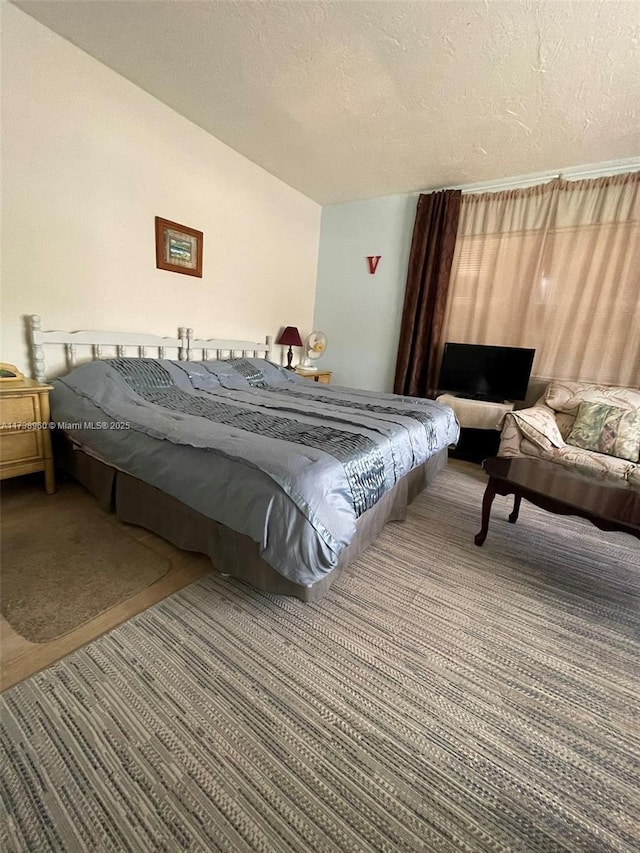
566 401 640 462
511 409 565 450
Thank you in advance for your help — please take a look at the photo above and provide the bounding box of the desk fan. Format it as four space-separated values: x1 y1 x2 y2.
300 331 327 370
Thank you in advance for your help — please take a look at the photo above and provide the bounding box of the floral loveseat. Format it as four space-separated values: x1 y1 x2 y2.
498 380 640 488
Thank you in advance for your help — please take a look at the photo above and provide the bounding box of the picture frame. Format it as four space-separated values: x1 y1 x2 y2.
155 216 203 277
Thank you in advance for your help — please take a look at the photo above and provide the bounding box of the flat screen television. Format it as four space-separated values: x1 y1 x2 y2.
438 342 535 402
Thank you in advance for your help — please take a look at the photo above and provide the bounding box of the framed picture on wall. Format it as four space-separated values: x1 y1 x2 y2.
155 217 203 277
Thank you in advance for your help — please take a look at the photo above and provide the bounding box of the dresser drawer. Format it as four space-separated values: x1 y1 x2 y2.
0 430 42 463
0 394 40 425
0 376 55 493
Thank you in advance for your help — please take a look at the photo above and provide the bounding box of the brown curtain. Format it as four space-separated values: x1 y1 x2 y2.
394 189 462 397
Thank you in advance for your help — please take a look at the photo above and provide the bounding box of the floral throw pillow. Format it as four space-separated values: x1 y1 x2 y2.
566 401 640 462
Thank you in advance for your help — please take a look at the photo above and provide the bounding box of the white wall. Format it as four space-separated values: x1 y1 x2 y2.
314 194 418 391
1 5 321 376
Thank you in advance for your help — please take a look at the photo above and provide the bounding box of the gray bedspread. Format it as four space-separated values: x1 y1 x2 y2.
51 358 459 587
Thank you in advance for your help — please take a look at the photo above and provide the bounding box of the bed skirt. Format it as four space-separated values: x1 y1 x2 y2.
56 435 447 602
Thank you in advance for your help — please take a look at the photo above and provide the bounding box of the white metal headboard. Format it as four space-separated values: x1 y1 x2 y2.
28 316 274 381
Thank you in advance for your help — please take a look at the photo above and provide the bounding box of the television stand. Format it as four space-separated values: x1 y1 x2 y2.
452 392 506 404
436 394 514 463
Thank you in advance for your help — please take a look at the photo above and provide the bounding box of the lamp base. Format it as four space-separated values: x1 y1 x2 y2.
285 345 294 370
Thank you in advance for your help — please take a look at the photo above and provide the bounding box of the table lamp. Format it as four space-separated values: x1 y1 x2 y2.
276 326 303 370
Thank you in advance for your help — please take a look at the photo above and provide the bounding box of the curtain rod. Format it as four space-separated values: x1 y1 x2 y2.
457 158 640 195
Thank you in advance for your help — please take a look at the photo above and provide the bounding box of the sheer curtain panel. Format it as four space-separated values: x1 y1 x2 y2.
442 173 640 388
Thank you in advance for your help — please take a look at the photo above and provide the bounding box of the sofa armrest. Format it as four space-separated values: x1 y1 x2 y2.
499 406 566 457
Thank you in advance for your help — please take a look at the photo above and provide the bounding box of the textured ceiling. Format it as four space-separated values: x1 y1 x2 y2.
13 0 640 204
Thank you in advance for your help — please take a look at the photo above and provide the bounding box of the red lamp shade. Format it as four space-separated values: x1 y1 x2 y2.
277 326 303 370
276 326 303 347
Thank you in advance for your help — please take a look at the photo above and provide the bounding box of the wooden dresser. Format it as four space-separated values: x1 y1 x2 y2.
294 368 332 384
0 366 55 494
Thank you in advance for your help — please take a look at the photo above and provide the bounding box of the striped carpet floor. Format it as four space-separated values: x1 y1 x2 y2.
2 464 639 852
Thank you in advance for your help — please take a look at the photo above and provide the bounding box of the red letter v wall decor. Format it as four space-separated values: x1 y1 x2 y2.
367 255 381 274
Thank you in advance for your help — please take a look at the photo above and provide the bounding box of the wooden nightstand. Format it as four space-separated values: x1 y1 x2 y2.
0 365 55 494
295 368 332 384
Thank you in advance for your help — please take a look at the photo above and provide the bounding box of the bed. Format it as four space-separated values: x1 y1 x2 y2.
29 316 459 601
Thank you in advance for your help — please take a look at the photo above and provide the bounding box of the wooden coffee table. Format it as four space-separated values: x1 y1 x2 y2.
475 456 640 546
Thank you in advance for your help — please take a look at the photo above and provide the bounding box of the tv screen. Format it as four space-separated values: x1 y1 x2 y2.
438 343 535 402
